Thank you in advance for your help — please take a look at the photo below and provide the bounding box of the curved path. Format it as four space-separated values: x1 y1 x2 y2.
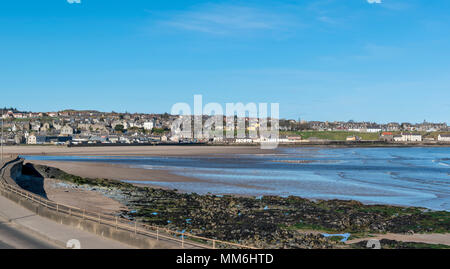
0 194 133 249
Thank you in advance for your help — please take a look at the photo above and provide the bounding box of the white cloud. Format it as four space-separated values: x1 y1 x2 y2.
157 4 300 35
367 0 382 4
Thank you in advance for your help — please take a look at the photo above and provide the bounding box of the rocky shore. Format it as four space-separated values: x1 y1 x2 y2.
22 163 450 249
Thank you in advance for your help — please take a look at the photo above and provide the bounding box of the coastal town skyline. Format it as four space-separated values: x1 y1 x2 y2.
1 107 450 147
1 106 449 126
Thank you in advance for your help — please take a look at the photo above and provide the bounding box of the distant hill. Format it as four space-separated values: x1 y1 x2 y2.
1 107 29 113
59 109 100 113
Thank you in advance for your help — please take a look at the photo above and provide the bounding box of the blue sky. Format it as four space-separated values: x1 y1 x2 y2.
1 0 449 123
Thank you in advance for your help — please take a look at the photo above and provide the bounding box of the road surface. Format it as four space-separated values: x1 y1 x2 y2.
0 218 59 249
0 194 133 249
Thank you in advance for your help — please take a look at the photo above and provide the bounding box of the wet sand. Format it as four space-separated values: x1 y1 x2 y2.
25 160 270 192
9 145 275 187
25 160 203 183
4 145 274 157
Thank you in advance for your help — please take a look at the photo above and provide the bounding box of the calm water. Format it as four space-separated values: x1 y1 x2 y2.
23 147 450 211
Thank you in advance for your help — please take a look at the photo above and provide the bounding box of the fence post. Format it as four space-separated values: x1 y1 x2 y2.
0 168 252 250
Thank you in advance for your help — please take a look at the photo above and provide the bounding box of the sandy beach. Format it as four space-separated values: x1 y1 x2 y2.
4 145 274 157
24 160 271 193
25 160 203 183
1 145 265 184
6 145 275 186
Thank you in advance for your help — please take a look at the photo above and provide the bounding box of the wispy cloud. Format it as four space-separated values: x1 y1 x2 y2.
155 3 301 36
150 1 411 37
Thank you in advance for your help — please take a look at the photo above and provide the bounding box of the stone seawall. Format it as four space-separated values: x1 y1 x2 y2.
0 158 23 187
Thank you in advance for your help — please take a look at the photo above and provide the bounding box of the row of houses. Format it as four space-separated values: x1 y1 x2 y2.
438 134 450 142
393 133 423 142
26 134 168 145
210 135 302 144
380 133 450 142
306 121 448 132
27 135 72 145
2 109 450 145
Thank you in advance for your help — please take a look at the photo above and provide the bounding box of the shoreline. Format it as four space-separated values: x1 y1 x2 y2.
2 143 450 158
3 145 277 157
6 145 449 212
23 160 283 197
24 159 449 212
23 160 204 184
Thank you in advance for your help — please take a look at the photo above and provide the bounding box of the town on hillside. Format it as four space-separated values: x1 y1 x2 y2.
1 108 450 146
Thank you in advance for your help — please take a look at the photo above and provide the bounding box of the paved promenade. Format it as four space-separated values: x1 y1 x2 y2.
0 195 133 249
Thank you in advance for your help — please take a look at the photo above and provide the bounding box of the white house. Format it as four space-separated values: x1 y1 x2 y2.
395 133 422 142
143 121 155 130
348 128 361 132
119 136 131 143
108 136 119 143
403 133 422 142
27 135 46 144
27 135 37 145
31 123 41 131
235 138 254 144
60 125 74 136
366 128 382 133
438 134 450 142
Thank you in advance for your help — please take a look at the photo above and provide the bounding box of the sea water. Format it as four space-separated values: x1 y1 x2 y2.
23 147 450 211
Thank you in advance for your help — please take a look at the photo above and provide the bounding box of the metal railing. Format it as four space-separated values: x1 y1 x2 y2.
0 158 255 249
